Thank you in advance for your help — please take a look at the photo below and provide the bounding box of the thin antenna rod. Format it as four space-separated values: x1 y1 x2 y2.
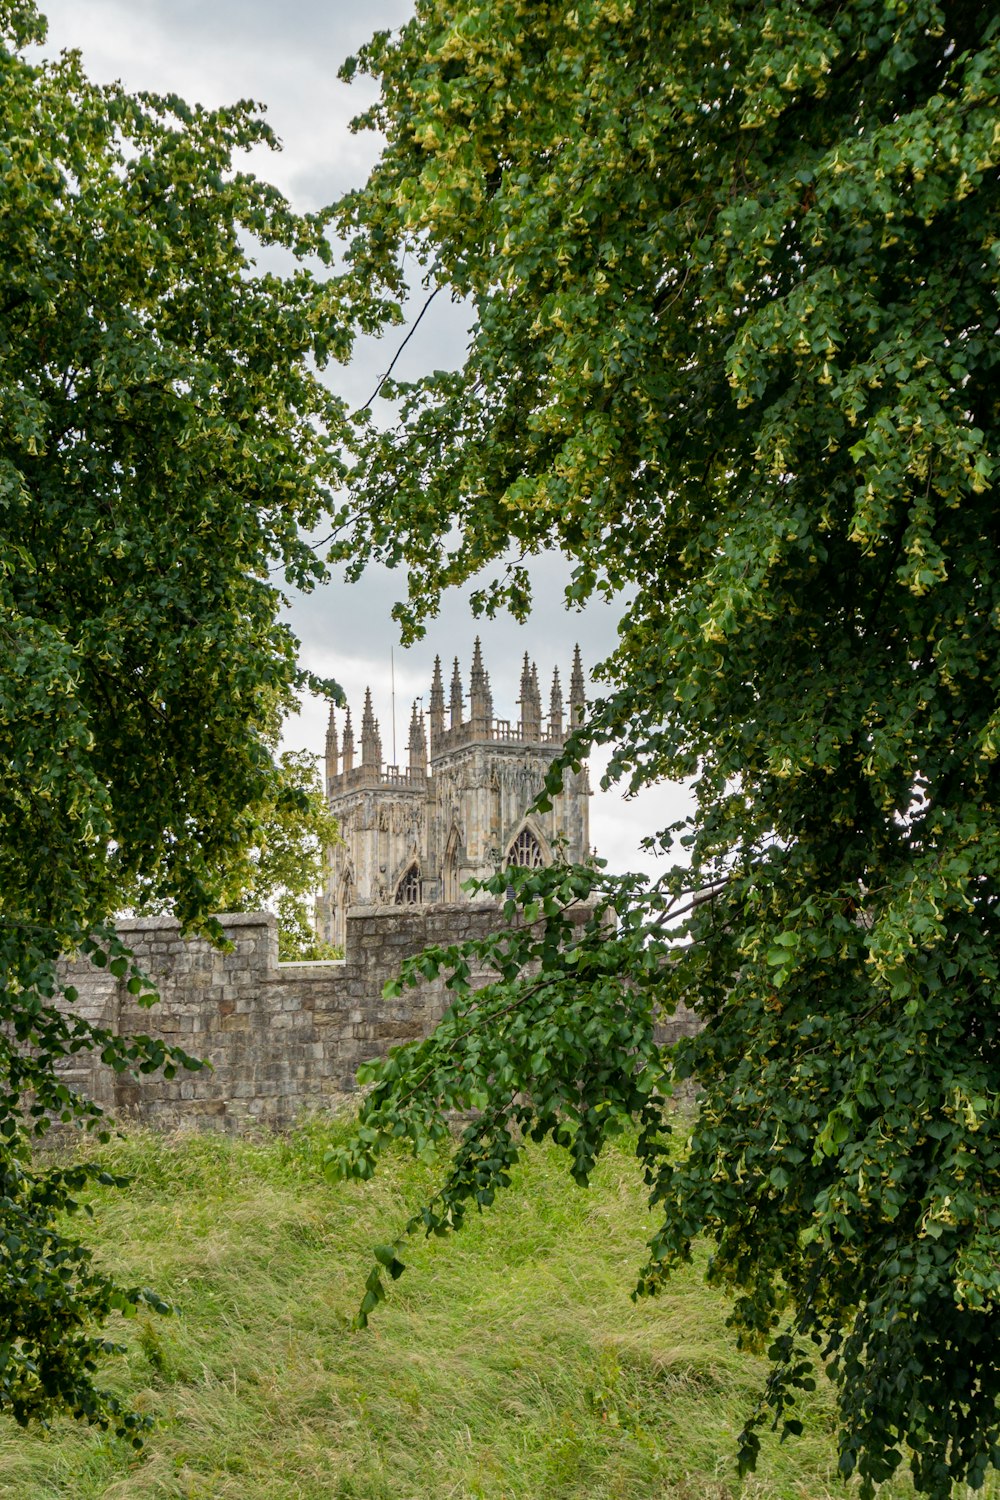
391 647 397 766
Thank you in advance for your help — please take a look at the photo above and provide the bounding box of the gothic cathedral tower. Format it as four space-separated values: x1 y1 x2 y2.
316 641 592 949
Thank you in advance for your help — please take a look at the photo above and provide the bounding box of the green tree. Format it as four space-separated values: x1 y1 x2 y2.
330 3 1000 1495
1 2 344 1435
122 749 344 958
218 749 343 961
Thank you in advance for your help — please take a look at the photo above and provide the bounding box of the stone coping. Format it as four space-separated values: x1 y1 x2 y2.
110 912 277 933
112 903 495 935
274 959 348 972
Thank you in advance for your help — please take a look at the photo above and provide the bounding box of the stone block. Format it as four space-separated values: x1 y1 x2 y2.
53 899 620 1132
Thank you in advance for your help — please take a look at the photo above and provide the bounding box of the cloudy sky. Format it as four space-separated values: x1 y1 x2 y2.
34 0 690 875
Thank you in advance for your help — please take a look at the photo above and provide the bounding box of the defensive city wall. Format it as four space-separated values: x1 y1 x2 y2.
59 906 493 1132
57 906 698 1132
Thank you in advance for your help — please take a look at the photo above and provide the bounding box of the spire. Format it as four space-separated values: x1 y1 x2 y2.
549 667 564 741
469 636 491 736
470 636 486 689
519 652 541 740
519 652 532 709
450 656 464 729
341 705 354 775
360 687 382 770
429 654 445 750
325 703 338 783
569 644 586 726
408 700 427 779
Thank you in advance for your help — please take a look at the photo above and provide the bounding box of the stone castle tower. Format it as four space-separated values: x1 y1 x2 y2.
316 641 592 949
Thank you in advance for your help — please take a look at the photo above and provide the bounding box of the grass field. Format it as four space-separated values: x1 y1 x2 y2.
0 1120 993 1499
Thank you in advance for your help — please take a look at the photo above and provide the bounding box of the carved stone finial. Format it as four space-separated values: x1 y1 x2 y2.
549 667 564 740
341 704 354 774
450 656 464 729
361 687 382 769
469 636 491 736
519 653 541 740
429 654 445 748
325 702 339 783
569 644 586 725
408 700 427 777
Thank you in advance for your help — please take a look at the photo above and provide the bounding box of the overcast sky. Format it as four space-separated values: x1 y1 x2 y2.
34 0 690 876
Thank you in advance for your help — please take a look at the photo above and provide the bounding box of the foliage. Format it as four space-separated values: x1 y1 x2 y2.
330 2 1000 1496
209 749 342 961
0 1 343 1434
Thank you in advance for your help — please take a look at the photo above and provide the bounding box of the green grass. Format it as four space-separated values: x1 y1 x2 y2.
0 1122 994 1499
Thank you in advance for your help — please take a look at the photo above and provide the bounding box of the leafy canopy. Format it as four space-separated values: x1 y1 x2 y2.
0 1 344 1436
122 749 344 959
216 749 343 961
329 3 1000 1496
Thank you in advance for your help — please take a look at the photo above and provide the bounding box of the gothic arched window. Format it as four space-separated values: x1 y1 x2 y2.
507 827 545 869
332 870 354 949
443 826 461 902
395 865 420 904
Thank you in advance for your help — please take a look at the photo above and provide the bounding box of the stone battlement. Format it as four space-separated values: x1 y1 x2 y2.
57 905 508 1132
57 904 699 1133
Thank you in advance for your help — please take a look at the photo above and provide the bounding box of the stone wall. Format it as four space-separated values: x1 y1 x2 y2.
58 906 496 1132
57 905 700 1132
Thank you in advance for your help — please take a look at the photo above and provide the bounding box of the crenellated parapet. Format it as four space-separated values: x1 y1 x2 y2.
58 900 689 1134
429 638 579 755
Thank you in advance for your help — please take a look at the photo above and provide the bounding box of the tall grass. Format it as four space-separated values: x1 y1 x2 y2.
0 1122 991 1499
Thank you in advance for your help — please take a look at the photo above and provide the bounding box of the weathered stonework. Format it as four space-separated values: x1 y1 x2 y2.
317 642 592 948
57 906 700 1132
58 906 513 1132
54 643 700 1132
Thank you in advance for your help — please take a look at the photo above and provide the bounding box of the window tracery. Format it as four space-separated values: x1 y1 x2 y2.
507 827 545 869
